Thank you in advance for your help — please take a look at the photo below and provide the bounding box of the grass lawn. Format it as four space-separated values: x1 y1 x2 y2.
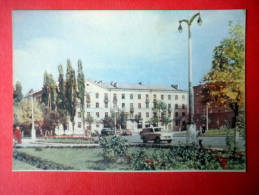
37 138 95 144
13 159 39 170
14 148 130 171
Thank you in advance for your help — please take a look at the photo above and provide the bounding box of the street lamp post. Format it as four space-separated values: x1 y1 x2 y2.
29 89 36 141
178 12 202 144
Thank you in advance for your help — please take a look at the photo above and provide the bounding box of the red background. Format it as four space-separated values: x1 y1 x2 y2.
0 0 258 194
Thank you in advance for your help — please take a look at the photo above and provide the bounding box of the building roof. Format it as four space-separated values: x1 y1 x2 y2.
87 79 185 92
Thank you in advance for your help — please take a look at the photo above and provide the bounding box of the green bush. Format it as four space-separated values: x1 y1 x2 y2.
129 143 245 171
99 135 128 162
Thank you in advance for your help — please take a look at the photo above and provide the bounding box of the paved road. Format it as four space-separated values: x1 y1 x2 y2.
17 134 245 151
121 134 246 151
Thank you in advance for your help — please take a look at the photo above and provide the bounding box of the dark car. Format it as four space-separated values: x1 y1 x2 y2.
101 128 115 136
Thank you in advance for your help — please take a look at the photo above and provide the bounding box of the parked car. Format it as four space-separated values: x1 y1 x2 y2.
101 128 115 136
139 127 173 144
121 129 132 136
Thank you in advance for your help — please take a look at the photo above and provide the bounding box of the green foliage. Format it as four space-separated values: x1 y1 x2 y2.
151 100 171 127
42 72 57 110
99 135 128 162
77 59 86 130
236 115 245 139
13 81 24 105
129 144 245 170
14 99 43 132
101 112 115 129
13 150 73 170
65 59 77 131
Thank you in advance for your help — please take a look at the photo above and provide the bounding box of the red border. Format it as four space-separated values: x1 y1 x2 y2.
1 0 259 194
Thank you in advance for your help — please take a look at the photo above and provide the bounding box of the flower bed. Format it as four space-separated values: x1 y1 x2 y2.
44 135 94 141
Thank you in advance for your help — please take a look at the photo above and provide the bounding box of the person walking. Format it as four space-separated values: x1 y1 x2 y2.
197 131 203 147
14 126 22 144
202 124 206 135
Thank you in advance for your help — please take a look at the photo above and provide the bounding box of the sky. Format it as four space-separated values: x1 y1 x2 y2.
13 10 246 94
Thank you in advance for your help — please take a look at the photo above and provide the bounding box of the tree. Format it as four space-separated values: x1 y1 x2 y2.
56 64 68 133
13 81 24 105
152 100 170 128
101 112 115 130
14 99 43 135
202 22 245 128
85 115 94 137
117 111 128 130
42 71 57 110
65 59 77 134
77 59 86 131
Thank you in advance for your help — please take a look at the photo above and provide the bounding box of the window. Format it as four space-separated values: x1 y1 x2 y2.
96 102 99 108
96 112 100 118
87 112 90 117
78 112 81 118
130 103 133 109
168 104 171 108
182 104 185 109
95 93 99 99
105 102 108 108
146 94 149 98
105 112 108 117
78 122 82 128
175 95 178 100
153 94 156 99
182 95 185 100
182 112 185 117
175 121 179 126
161 95 164 100
130 94 133 99
175 112 178 117
168 95 171 100
96 123 100 128
138 94 141 99
146 103 149 108
138 103 141 109
122 94 125 99
122 103 125 108
138 112 141 117
113 94 117 101
146 112 149 117
175 104 178 109
87 102 90 108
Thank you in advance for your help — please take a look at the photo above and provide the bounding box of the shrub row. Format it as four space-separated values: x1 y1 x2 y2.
13 150 74 170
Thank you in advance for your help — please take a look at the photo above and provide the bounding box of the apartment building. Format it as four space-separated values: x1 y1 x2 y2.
67 79 188 134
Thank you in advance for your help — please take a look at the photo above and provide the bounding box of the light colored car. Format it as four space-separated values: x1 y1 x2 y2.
139 127 173 144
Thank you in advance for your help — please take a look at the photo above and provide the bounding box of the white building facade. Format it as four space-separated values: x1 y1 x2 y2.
66 79 188 135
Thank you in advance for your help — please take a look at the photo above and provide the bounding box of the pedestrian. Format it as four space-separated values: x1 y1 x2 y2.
202 124 206 135
197 131 203 147
14 126 22 144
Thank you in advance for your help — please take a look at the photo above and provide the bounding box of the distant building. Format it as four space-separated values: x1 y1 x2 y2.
193 85 245 129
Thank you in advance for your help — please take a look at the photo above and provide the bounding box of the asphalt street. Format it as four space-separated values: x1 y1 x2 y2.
16 133 246 151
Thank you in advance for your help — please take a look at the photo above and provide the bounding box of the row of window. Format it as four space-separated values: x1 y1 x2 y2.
78 111 185 119
93 93 185 101
86 102 186 109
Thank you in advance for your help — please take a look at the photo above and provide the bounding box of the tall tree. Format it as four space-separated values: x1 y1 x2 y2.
42 71 57 110
56 64 67 133
77 59 86 131
202 22 245 128
13 81 24 105
65 59 77 134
